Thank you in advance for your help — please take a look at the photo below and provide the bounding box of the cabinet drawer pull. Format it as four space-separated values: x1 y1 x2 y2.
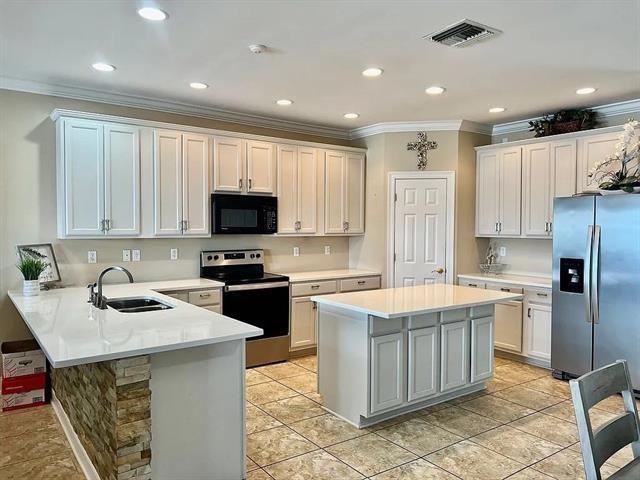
536 292 548 297
199 293 211 298
527 307 532 318
468 283 478 287
248 178 252 190
310 285 320 290
357 280 366 285
312 302 317 310
500 287 511 292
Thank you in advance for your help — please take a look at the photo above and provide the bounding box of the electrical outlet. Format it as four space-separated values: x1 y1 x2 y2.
132 249 141 262
122 249 131 262
293 246 300 257
170 248 178 260
88 251 97 264
324 245 331 255
499 246 507 257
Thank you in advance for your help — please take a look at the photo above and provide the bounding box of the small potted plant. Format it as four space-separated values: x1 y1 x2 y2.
17 257 48 296
589 119 640 194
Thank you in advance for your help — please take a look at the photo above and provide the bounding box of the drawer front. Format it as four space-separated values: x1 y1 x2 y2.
486 283 524 294
469 304 494 319
459 279 486 289
291 280 337 297
340 276 381 293
408 312 438 330
525 288 552 304
163 291 189 302
202 304 222 314
369 316 403 336
441 308 467 324
188 289 221 306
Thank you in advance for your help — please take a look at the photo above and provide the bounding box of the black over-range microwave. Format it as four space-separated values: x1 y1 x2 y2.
211 194 278 234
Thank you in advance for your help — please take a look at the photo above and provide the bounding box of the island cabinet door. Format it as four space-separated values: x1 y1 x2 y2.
470 316 494 383
440 320 469 392
290 297 317 349
370 332 404 413
407 327 439 402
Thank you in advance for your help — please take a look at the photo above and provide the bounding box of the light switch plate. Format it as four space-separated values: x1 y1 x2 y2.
122 249 131 262
324 245 331 255
132 249 141 262
499 246 507 257
88 251 97 264
293 247 300 257
170 248 178 260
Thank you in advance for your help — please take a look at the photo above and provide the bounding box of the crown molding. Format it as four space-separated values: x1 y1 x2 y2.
491 98 640 137
349 119 492 139
0 76 351 140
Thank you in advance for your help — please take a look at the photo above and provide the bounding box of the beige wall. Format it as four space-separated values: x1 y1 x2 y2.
489 238 552 276
0 89 353 344
348 129 490 285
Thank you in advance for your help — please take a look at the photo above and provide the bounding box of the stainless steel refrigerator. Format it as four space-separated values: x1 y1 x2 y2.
552 194 640 391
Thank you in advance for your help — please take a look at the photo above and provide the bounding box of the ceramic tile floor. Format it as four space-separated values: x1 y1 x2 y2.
2 355 638 480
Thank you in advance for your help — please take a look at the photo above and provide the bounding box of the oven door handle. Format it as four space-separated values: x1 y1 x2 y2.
225 281 290 292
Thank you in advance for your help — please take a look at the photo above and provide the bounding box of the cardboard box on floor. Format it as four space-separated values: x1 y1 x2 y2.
1 339 46 378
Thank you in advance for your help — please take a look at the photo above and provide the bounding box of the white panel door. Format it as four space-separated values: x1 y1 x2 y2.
345 152 365 234
213 136 244 192
577 131 619 193
476 150 500 236
246 140 275 194
440 320 469 392
408 327 438 402
524 302 552 361
498 147 522 235
393 178 448 287
324 150 346 234
297 147 318 234
277 144 298 233
494 300 523 353
154 130 182 236
182 133 209 236
290 297 317 349
470 316 494 383
522 143 551 237
63 119 105 236
104 124 140 236
370 332 404 413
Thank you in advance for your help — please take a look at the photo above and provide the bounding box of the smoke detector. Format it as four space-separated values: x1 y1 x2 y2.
248 44 267 54
425 19 501 47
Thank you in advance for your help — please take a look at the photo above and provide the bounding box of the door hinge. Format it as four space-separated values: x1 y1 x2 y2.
394 193 397 202
393 252 396 262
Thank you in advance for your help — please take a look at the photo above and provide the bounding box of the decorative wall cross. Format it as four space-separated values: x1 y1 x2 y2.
407 131 438 171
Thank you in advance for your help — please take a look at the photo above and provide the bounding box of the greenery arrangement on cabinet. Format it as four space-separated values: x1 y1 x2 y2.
589 119 640 193
528 108 597 137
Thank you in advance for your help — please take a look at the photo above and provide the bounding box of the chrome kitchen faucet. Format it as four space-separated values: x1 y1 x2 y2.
88 266 134 309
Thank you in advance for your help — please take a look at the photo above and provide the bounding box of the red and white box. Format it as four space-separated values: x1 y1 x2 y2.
1 339 46 378
2 373 46 411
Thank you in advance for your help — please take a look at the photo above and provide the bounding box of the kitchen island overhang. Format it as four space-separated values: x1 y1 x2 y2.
8 280 262 480
312 284 522 428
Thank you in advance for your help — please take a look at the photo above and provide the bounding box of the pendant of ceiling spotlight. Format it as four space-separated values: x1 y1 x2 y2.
248 44 267 54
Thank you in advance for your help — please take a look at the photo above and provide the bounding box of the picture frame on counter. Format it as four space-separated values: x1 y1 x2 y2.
17 243 61 285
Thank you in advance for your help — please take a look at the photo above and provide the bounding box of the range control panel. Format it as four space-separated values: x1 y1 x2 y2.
201 249 264 267
559 258 584 294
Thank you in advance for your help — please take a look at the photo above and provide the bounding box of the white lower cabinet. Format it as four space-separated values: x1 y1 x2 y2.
494 300 523 353
523 289 552 362
370 332 404 413
407 327 438 402
160 287 222 312
440 320 470 392
470 317 494 383
290 297 317 349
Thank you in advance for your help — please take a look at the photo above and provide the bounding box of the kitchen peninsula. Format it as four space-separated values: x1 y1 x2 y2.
312 284 521 428
8 279 261 480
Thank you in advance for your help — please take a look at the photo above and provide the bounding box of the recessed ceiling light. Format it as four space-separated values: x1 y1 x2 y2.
276 99 293 106
344 113 360 119
362 67 383 77
425 86 446 95
137 7 168 21
189 82 209 89
91 63 116 72
489 107 506 113
576 87 597 95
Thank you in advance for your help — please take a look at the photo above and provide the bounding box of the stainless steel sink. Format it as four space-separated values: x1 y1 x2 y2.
106 297 174 313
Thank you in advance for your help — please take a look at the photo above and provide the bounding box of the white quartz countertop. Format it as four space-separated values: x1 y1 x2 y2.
458 273 551 289
312 284 522 318
282 269 381 283
8 279 262 368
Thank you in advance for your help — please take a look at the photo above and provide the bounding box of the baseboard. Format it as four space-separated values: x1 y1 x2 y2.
495 349 551 369
288 346 317 358
51 391 100 480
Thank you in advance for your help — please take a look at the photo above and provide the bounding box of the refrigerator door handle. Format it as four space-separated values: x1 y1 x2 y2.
591 225 601 324
584 225 594 324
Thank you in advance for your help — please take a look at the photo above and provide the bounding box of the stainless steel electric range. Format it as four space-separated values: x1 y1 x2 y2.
200 249 289 367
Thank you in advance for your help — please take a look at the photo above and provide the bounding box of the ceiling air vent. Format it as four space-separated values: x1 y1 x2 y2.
426 19 501 47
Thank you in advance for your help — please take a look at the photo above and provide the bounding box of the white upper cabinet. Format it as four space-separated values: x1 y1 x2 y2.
213 136 244 193
58 118 140 238
345 152 365 234
276 145 318 234
577 131 620 193
324 150 346 234
324 150 365 235
154 130 210 237
476 147 521 236
246 140 276 194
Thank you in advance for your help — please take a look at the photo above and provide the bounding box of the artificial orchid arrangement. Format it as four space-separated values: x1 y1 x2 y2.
588 119 640 192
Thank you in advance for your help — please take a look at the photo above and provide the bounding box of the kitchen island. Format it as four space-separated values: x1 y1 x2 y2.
312 284 521 428
8 279 261 480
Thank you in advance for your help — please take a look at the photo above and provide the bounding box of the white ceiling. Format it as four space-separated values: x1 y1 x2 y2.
1 0 639 132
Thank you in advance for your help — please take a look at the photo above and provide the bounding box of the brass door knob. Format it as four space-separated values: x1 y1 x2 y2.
432 267 445 274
